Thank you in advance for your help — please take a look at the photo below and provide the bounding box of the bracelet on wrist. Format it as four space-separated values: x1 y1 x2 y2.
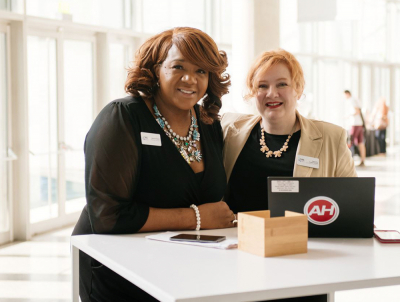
190 204 201 231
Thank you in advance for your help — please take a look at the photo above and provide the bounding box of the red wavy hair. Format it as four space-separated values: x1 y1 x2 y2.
245 49 305 100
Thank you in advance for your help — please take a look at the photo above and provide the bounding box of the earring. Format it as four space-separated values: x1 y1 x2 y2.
200 93 208 102
156 81 160 87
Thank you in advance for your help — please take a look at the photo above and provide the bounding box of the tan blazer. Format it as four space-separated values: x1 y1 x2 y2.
221 111 357 181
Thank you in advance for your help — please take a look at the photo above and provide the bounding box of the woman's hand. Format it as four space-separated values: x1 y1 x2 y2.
139 202 236 233
198 201 236 229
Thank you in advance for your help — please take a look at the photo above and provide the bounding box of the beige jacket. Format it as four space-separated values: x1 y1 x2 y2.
221 111 357 181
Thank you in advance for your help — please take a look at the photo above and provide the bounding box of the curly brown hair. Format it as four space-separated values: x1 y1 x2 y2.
125 27 230 124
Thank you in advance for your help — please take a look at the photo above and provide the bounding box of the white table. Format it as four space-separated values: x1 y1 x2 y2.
71 228 400 302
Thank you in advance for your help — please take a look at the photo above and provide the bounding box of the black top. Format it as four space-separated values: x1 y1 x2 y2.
226 123 301 213
80 96 226 235
72 96 226 302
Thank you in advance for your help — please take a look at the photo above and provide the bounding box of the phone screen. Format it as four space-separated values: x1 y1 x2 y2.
170 234 226 243
374 230 400 240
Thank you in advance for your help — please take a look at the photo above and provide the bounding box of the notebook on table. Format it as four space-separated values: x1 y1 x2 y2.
267 177 375 238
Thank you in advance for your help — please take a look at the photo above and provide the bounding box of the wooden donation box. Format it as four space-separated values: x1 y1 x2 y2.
238 210 308 257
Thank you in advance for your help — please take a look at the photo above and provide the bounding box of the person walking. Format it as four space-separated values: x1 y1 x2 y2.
371 97 389 155
344 90 366 166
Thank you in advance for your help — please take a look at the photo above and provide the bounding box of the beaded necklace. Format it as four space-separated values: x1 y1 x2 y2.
153 104 202 164
259 121 297 158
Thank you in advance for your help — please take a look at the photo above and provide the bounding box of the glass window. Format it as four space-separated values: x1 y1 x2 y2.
394 68 400 144
317 23 334 56
0 32 9 233
142 0 206 33
316 60 343 126
316 21 354 57
11 0 24 13
337 21 354 58
359 0 386 61
26 0 129 29
296 56 315 118
63 39 93 214
27 36 58 223
394 4 400 62
0 0 24 13
342 62 353 93
371 67 390 111
342 62 359 98
360 64 371 111
280 0 398 62
370 66 390 130
280 0 300 53
26 0 62 20
217 0 232 44
71 0 127 28
299 23 313 54
221 0 232 44
109 43 130 101
0 1 6 10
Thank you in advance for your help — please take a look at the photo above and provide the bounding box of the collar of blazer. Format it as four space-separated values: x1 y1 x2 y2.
222 110 323 181
294 111 323 177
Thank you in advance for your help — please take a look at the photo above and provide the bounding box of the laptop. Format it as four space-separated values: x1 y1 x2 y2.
267 177 375 238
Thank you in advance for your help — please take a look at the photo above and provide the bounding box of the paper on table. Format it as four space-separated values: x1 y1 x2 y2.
145 232 238 250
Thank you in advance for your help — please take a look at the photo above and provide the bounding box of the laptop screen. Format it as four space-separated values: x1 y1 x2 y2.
267 177 375 238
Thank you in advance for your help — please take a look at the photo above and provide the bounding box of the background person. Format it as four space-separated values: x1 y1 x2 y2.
344 90 367 166
221 49 356 302
72 27 235 302
371 97 389 155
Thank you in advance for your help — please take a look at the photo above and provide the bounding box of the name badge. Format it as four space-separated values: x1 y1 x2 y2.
297 155 319 169
141 132 161 146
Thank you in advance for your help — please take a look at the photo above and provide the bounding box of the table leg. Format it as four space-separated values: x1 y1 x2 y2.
327 292 335 302
72 245 80 302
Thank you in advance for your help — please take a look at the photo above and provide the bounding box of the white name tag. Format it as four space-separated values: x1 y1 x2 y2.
141 132 161 146
271 180 299 193
297 155 319 169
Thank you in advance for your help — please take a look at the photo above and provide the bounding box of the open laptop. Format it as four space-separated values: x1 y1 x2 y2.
267 177 375 238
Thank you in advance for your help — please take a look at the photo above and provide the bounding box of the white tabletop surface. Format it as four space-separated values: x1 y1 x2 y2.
71 228 400 302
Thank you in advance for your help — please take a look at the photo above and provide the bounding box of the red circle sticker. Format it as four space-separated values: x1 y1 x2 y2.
303 196 339 225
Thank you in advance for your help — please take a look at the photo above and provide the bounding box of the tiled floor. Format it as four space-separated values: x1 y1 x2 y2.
0 226 72 302
0 148 399 302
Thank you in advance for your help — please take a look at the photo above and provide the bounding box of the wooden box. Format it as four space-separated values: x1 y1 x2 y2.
238 210 308 257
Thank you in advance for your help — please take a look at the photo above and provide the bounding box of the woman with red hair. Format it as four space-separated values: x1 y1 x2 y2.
222 48 357 302
223 48 356 213
222 49 358 301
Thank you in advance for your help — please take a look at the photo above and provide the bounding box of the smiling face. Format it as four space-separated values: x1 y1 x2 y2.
255 62 298 125
155 44 209 114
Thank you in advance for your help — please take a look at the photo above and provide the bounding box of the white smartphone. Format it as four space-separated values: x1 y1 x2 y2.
170 234 226 243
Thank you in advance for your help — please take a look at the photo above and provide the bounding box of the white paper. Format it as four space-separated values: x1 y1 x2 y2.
141 132 161 146
145 232 238 250
271 180 299 193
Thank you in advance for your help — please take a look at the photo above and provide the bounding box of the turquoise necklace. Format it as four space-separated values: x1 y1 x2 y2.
153 104 202 164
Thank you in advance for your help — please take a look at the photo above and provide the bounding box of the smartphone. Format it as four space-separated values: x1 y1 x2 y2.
170 234 226 243
374 230 400 243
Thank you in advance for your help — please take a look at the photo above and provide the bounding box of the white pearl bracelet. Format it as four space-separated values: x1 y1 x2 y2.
190 204 201 231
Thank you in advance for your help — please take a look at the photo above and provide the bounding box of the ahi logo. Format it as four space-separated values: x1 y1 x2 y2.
303 196 339 225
